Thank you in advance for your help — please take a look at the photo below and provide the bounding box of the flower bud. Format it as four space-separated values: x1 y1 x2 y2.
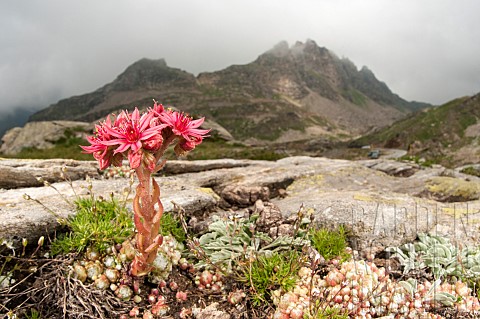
153 100 164 113
174 143 188 157
111 153 123 167
143 310 154 319
176 291 187 302
142 151 157 172
169 281 178 291
143 133 163 152
128 149 143 169
129 306 140 316
148 294 157 304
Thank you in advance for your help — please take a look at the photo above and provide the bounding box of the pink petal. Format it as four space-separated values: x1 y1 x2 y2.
113 142 131 154
140 125 166 140
189 117 205 129
139 111 154 132
101 138 125 146
131 108 140 121
98 157 111 170
130 141 142 153
103 124 125 139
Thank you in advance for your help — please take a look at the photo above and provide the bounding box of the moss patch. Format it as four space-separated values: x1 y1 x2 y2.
425 177 480 202
286 174 324 194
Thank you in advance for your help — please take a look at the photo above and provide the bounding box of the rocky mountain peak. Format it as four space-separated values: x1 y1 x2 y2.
266 40 290 57
262 39 332 61
111 58 195 91
292 39 330 56
359 65 374 76
127 58 167 69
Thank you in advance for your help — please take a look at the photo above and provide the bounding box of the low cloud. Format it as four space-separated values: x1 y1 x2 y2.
1 0 479 117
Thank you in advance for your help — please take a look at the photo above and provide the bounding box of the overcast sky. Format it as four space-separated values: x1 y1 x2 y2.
1 0 480 117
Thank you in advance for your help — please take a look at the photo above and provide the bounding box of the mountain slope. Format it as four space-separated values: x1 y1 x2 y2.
28 40 429 144
353 93 480 166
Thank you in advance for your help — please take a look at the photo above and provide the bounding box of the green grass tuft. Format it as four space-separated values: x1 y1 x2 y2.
50 196 134 255
24 309 41 319
243 250 302 306
306 304 349 319
461 166 480 177
309 225 350 261
159 212 186 243
398 154 436 168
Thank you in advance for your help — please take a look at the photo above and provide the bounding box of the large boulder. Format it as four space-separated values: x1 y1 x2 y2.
0 120 91 155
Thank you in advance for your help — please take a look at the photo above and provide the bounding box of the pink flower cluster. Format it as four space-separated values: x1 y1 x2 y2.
81 100 209 277
81 101 209 170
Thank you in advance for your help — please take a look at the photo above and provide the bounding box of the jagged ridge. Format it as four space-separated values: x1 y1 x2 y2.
29 40 430 143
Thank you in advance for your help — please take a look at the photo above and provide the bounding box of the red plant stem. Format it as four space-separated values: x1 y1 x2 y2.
131 135 176 276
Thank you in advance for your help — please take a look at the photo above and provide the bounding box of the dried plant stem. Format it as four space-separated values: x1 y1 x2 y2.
23 194 66 224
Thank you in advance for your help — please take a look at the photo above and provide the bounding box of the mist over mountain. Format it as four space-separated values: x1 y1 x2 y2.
29 40 430 144
0 108 35 138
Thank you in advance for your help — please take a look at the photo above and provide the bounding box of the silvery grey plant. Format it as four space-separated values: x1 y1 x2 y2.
398 277 459 307
190 215 309 272
387 233 480 280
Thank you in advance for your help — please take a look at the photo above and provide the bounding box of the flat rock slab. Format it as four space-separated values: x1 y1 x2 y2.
2 156 480 252
273 183 480 253
0 158 100 189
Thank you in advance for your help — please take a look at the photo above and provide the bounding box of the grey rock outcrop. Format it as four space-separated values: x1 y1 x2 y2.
0 121 91 155
2 156 480 254
360 159 419 177
202 119 234 141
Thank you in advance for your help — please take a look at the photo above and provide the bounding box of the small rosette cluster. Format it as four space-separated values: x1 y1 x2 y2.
273 259 480 319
